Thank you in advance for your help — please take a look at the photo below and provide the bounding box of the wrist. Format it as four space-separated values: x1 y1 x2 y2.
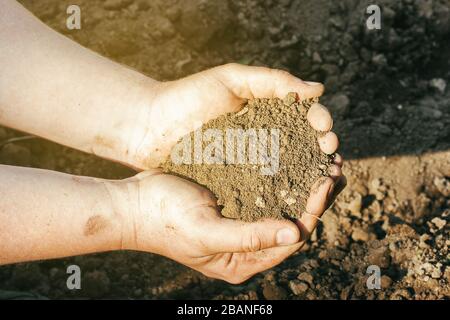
122 78 161 170
123 80 200 170
100 179 141 251
105 171 163 252
90 74 161 170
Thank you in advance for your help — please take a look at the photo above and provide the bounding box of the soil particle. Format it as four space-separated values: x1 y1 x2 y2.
297 272 314 286
429 78 447 94
328 93 350 116
366 246 391 269
381 275 393 289
433 177 450 197
322 211 340 246
163 95 331 221
351 227 370 242
431 217 446 230
289 280 309 296
262 282 288 300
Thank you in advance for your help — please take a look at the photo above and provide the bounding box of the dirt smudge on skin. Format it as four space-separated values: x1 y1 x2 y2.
165 225 176 234
72 176 82 183
94 135 116 150
84 215 109 236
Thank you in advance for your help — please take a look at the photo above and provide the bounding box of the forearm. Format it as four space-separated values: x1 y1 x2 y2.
0 0 158 167
0 165 135 265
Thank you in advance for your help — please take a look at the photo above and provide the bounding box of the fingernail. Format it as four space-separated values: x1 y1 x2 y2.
317 131 339 154
305 81 322 86
276 228 298 245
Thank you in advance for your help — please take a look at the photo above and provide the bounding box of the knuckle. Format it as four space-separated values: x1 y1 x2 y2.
272 68 291 79
270 69 295 96
243 231 262 252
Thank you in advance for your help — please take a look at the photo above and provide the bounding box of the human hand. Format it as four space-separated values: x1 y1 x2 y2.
125 63 340 169
113 64 346 283
117 168 344 284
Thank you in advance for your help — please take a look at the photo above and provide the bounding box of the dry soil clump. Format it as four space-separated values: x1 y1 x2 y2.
163 94 331 221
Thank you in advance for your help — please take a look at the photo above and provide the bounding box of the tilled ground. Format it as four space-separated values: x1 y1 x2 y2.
0 0 448 299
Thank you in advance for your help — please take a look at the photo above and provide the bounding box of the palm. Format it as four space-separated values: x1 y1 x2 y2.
129 171 336 284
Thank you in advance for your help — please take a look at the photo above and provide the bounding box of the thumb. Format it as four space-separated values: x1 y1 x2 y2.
213 63 324 100
202 216 301 254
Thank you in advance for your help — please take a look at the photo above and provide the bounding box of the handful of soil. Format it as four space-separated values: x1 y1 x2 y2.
162 93 331 221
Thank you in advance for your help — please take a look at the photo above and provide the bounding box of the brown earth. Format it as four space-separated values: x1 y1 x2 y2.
163 95 331 221
0 0 449 300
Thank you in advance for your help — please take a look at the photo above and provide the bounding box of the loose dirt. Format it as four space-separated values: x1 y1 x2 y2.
163 95 331 221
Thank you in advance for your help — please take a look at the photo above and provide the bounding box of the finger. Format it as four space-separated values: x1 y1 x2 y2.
200 243 302 284
327 175 347 208
202 216 301 254
214 64 324 100
296 177 334 239
242 243 302 273
307 103 333 132
327 164 342 181
230 243 303 283
332 153 344 167
318 131 339 154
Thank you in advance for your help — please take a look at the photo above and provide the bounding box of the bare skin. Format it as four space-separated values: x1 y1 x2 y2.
0 0 345 283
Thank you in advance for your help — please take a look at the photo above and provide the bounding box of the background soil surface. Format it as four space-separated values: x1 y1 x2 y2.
0 0 449 299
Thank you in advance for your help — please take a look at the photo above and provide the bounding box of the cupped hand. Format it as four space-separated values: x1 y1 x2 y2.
120 166 345 284
116 64 346 283
128 63 340 170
